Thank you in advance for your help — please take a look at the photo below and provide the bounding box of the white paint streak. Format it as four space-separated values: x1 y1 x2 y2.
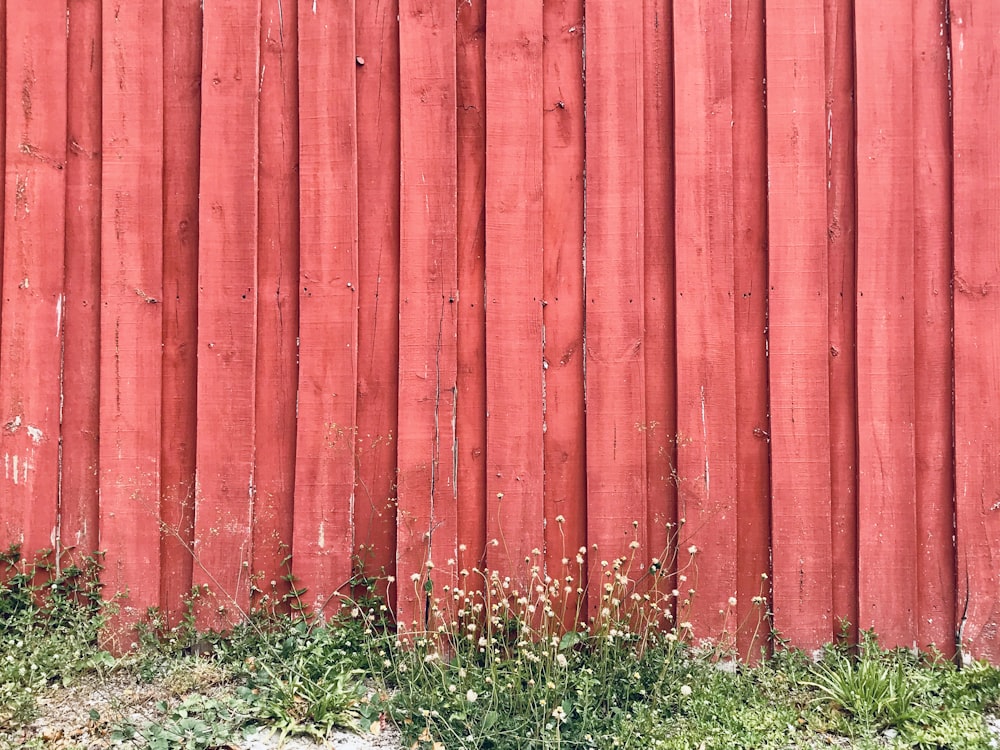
12 455 19 485
56 293 63 336
318 521 325 549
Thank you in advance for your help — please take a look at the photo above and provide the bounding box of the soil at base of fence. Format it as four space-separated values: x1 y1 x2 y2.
0 671 403 750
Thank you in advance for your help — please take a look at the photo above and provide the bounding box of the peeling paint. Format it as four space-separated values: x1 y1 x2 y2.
26 425 43 444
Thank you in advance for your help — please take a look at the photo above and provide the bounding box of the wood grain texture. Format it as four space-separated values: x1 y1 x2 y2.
0 2 67 556
913 0 955 655
194 0 260 627
456 0 488 577
355 0 401 598
584 0 647 606
952 0 1000 663
396 0 459 632
485 0 545 582
766 0 834 650
732 0 771 657
294 0 359 616
62 0 102 560
855 0 918 647
824 0 859 642
254 0 299 610
160 0 201 624
673 0 738 639
99 0 164 642
542 0 586 622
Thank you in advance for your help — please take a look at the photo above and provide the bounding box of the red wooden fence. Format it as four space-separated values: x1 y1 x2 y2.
0 0 998 661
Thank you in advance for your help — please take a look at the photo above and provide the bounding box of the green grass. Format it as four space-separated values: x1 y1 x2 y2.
2 543 1000 749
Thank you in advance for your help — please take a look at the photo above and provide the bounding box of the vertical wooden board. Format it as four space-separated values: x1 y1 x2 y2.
542 0 585 615
355 0 400 590
765 0 834 650
855 0 917 646
485 0 544 582
99 0 164 641
583 0 647 603
952 0 1000 663
912 0 955 655
824 0 858 639
161 0 201 623
254 0 298 610
0 2 67 555
62 0 102 559
731 0 771 657
672 0 738 638
396 0 458 632
456 0 487 574
0 0 5 348
642 0 675 583
294 0 358 616
194 0 260 626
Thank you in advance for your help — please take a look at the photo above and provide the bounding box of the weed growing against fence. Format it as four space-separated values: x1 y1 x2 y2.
2 532 1000 749
0 545 113 729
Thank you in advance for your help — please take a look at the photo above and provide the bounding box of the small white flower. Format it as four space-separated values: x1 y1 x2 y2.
556 653 568 668
688 545 698 555
728 596 738 607
466 689 478 703
680 684 692 697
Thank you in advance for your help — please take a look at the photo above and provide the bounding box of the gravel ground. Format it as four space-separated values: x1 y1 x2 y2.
4 670 999 749
0 671 402 750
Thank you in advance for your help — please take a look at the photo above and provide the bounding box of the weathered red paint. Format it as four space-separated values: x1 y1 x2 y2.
673 0 739 640
855 0 919 647
0 3 67 558
766 0 834 650
953 0 1000 663
733 0 771 658
254 0 299 611
584 0 648 615
160 0 202 625
485 0 545 585
99 0 164 643
293 0 359 617
193 0 260 628
0 5 994 662
62 0 102 562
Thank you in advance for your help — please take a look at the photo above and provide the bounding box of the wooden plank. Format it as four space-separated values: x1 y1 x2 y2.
732 0 771 657
254 0 299 612
824 0 859 644
0 3 67 557
0 2 5 392
672 0 738 639
765 0 833 651
160 0 201 624
583 0 647 610
485 0 544 582
396 0 458 633
854 0 917 647
99 0 164 643
293 0 358 617
912 0 955 656
355 0 400 594
542 0 585 623
456 0 488 577
952 0 1000 663
62 0 102 560
193 0 260 627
